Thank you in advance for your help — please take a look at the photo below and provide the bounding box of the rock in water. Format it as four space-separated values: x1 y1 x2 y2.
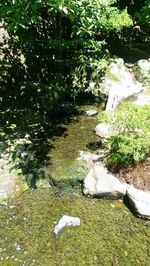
78 150 102 169
126 186 150 220
83 164 127 199
85 110 98 116
54 215 80 238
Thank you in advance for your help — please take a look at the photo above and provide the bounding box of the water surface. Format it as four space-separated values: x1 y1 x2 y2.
0 189 149 265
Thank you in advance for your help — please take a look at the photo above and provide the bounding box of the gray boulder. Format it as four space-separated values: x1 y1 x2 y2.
133 59 150 85
99 58 144 111
83 164 128 199
126 186 150 220
0 162 23 205
95 123 117 138
132 91 150 106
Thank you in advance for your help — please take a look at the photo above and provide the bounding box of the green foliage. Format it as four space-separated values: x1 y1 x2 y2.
135 0 150 25
0 0 133 101
71 54 110 98
98 103 150 169
0 0 133 53
1 0 132 36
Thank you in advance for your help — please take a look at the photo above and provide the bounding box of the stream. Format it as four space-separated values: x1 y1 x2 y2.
47 103 100 188
0 102 150 265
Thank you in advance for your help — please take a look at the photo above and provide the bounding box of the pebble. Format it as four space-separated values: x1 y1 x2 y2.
85 110 98 116
16 244 21 251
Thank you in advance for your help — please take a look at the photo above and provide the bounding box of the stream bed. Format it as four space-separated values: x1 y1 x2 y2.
0 188 149 265
0 103 150 265
47 104 100 188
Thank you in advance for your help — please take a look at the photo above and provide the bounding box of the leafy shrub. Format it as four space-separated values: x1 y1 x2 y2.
98 102 150 170
135 0 150 25
0 0 132 99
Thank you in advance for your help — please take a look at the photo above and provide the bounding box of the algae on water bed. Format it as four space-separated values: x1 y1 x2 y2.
0 188 149 265
0 102 149 265
47 110 100 188
0 102 100 194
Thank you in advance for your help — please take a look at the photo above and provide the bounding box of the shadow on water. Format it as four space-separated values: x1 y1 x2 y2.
0 28 104 189
0 81 84 188
86 140 103 151
0 78 101 188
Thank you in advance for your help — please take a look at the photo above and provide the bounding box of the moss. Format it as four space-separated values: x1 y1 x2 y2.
48 110 99 188
0 189 149 265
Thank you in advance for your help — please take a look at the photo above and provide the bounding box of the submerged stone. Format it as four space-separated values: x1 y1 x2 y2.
54 215 80 238
78 150 102 169
85 109 98 116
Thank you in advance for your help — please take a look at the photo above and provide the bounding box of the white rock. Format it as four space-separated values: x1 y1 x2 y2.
126 186 150 220
78 150 107 170
133 92 150 106
95 123 116 138
99 58 144 111
125 63 134 68
134 59 150 84
16 138 32 145
137 59 150 71
83 164 127 199
88 82 96 90
85 109 98 116
54 215 80 238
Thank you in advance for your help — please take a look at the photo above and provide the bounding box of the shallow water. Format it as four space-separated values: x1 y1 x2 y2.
0 103 149 265
0 189 149 265
47 104 100 187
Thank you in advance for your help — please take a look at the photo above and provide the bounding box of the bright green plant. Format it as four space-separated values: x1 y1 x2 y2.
1 0 132 35
98 102 150 169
